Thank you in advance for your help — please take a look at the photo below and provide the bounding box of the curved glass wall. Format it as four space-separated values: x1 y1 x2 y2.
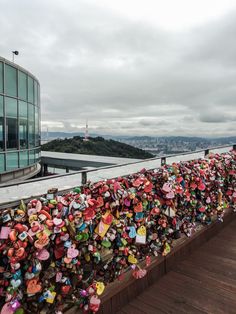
0 57 40 173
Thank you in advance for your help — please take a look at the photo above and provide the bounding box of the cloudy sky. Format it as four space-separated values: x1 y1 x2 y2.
1 0 236 137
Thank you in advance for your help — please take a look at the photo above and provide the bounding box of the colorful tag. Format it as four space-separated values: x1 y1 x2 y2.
0 227 11 239
95 212 113 238
135 226 146 244
46 291 56 304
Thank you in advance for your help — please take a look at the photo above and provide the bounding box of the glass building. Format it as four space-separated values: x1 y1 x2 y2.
0 56 40 183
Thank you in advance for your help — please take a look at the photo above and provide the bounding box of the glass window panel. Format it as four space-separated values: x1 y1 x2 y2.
35 148 40 162
6 97 17 118
34 80 38 105
29 121 35 147
5 64 17 97
28 103 34 121
19 101 27 118
0 117 4 150
28 103 35 147
18 71 27 100
6 152 18 171
29 149 35 164
37 84 40 107
0 95 3 117
6 117 18 149
19 119 27 148
35 107 40 146
0 62 3 93
0 96 4 150
0 153 5 172
19 151 28 167
28 76 34 103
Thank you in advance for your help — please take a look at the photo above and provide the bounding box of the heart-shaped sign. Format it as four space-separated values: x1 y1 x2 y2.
53 218 63 226
64 257 72 264
190 182 197 189
89 295 101 313
34 234 49 249
35 200 42 212
56 272 62 282
198 182 206 191
166 191 175 199
206 197 211 204
0 303 15 314
137 226 146 236
144 181 153 193
96 282 105 295
124 198 131 207
36 249 50 261
10 279 21 289
60 233 69 241
128 226 136 238
27 279 42 295
67 246 79 259
25 272 35 280
132 268 147 279
162 183 172 193
128 254 137 264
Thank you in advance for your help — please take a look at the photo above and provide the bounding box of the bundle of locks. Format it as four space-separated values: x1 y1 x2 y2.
0 151 235 314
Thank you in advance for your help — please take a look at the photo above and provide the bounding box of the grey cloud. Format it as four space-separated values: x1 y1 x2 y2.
0 0 236 136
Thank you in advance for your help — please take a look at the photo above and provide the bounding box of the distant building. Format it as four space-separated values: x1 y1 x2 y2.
0 56 41 183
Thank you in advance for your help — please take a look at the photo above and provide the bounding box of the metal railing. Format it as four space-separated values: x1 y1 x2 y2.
0 144 235 210
1 144 235 189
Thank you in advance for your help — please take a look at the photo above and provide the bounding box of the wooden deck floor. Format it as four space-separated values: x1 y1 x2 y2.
118 218 236 314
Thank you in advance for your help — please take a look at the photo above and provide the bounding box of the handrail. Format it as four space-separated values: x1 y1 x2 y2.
0 144 235 189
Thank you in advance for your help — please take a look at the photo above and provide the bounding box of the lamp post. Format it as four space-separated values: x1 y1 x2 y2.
12 51 19 63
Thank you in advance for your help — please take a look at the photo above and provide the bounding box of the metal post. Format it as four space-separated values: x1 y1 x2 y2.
82 172 87 184
66 167 69 173
204 149 209 157
43 164 48 176
161 157 166 166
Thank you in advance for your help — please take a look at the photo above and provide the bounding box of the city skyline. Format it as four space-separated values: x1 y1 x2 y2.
1 0 236 137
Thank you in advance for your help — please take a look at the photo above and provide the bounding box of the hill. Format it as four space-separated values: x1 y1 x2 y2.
41 136 154 159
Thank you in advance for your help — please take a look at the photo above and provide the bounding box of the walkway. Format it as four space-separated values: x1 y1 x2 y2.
118 218 236 314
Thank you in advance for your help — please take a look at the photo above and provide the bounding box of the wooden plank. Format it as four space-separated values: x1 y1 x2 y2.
188 252 236 280
155 271 236 314
175 260 236 294
118 215 236 314
117 302 147 314
137 289 206 314
199 242 236 260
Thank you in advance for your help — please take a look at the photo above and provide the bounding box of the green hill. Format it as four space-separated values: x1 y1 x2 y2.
41 136 154 159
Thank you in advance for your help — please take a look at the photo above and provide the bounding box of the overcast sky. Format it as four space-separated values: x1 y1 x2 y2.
1 0 236 137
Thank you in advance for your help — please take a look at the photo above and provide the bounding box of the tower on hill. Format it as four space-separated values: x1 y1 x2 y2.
83 119 89 142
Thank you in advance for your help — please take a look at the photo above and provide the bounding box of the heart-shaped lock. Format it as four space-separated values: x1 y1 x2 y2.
128 254 137 264
27 279 42 294
0 302 15 314
89 295 101 313
166 190 175 199
34 233 49 249
162 183 172 193
36 248 50 260
10 279 21 289
127 226 135 238
67 245 79 258
132 268 147 279
96 282 105 295
53 218 63 226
